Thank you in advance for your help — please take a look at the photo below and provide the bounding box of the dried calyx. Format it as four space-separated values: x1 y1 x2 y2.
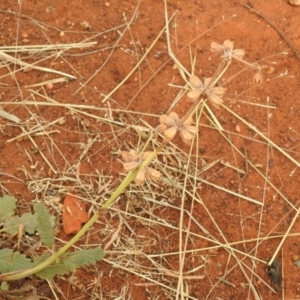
211 40 245 60
211 39 274 85
187 75 226 109
156 112 198 145
121 150 161 185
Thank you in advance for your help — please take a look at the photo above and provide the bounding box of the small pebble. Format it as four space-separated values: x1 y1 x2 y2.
292 255 299 261
104 2 110 6
46 6 54 13
22 39 30 43
47 83 54 90
21 33 28 38
81 21 91 30
60 31 65 37
288 135 297 143
81 120 90 128
268 159 275 167
58 117 66 125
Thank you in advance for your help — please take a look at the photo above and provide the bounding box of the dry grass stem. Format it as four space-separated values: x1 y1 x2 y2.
0 50 76 79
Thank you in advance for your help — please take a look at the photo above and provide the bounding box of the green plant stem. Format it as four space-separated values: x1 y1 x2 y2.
101 148 160 209
0 212 99 281
268 203 300 266
0 132 163 282
101 169 140 209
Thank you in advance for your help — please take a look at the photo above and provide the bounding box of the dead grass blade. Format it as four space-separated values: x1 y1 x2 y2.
0 50 76 79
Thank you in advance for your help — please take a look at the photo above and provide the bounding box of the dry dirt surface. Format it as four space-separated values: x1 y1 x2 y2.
1 0 300 299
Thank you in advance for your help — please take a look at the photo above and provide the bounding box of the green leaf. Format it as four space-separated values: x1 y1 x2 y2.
62 248 105 269
33 253 51 266
20 212 37 234
1 281 9 291
3 216 20 234
0 196 17 222
3 212 37 235
294 260 300 268
35 248 105 280
36 263 73 279
0 249 33 273
34 203 54 248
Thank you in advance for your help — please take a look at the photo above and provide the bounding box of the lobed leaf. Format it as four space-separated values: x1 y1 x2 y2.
0 196 17 223
35 248 104 279
34 203 54 248
3 212 37 235
35 263 74 279
62 248 105 269
20 212 37 234
0 249 33 273
36 263 74 279
3 216 20 234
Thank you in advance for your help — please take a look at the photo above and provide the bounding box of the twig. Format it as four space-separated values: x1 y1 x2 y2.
216 277 236 288
240 147 249 182
198 177 262 206
243 4 300 61
21 127 57 175
268 203 300 266
0 50 76 79
0 109 21 123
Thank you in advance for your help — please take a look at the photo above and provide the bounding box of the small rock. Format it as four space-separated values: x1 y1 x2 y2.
268 159 275 167
47 83 54 90
46 6 54 13
104 2 110 6
60 31 65 37
22 38 30 43
288 135 297 143
235 125 241 132
21 32 28 38
81 21 92 30
58 117 66 125
154 51 164 59
292 255 299 261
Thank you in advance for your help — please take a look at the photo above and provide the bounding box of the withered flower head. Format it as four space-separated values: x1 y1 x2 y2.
156 111 198 145
211 40 245 60
121 150 161 185
253 65 275 85
187 75 226 109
